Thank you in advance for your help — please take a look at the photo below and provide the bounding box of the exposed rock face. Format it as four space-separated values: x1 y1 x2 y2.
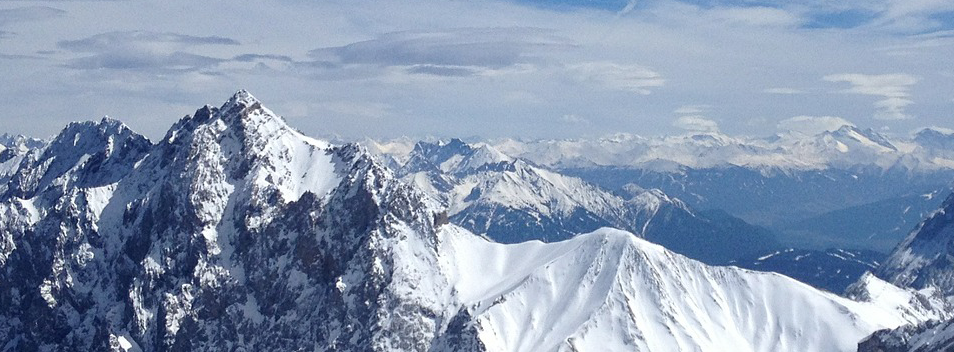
858 320 954 352
0 91 451 351
855 192 954 352
877 193 954 298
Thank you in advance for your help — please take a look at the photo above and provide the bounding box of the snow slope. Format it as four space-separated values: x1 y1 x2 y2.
440 227 926 352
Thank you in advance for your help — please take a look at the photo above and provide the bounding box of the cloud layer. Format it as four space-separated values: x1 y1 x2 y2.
0 0 951 140
824 73 919 120
674 115 720 133
56 31 240 71
309 28 573 77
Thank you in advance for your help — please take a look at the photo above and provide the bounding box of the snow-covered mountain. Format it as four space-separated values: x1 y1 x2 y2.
0 91 942 351
443 227 936 352
854 190 954 352
486 125 954 172
1 92 456 350
396 139 780 264
373 126 954 253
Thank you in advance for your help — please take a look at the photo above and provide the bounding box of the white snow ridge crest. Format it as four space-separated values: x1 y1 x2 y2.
0 91 938 351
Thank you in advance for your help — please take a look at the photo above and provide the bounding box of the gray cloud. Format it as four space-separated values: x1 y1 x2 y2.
58 31 239 52
56 30 239 72
309 28 574 76
0 6 65 27
64 51 224 71
0 53 45 60
232 53 294 63
405 64 479 77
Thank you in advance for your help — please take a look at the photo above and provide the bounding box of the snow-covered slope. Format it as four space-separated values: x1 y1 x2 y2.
398 139 780 264
0 91 936 351
440 227 928 352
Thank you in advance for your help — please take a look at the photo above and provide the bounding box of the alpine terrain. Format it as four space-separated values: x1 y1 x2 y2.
394 138 780 264
856 192 954 351
0 91 946 351
469 128 954 252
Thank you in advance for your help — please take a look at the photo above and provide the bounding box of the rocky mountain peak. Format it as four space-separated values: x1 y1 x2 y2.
0 133 45 150
825 125 897 151
1 117 151 198
217 90 271 124
163 90 288 146
876 192 954 298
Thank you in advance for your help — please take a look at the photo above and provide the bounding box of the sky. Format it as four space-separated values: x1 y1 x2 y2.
1 0 953 141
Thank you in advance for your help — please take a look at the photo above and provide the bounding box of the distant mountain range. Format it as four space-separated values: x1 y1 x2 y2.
395 138 780 264
489 125 954 172
370 125 954 253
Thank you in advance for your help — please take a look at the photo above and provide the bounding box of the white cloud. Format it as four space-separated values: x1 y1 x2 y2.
777 115 855 135
673 115 720 133
708 7 802 27
568 62 664 95
673 105 709 114
764 87 804 94
823 73 919 120
561 114 588 123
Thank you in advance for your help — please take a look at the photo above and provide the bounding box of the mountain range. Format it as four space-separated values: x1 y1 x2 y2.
2 91 952 351
395 138 779 264
371 124 954 252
